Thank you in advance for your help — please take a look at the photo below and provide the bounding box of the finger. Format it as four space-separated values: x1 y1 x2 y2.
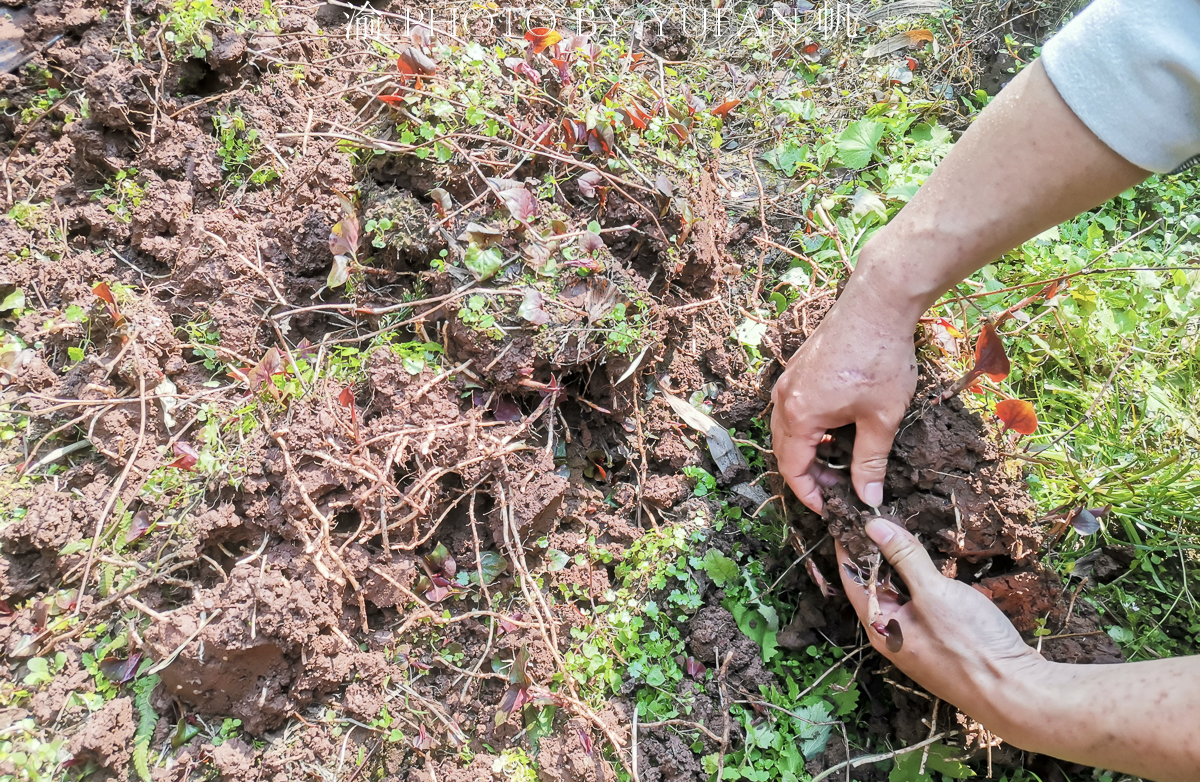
772 415 825 513
849 415 900 508
863 517 940 596
809 462 846 489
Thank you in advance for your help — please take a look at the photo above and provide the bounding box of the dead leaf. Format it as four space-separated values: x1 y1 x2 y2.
863 28 934 59
655 173 674 198
458 222 504 248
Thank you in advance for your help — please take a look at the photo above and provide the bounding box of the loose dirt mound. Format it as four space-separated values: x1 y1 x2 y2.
0 0 1118 779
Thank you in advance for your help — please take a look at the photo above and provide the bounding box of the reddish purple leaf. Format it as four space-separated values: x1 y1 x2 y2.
580 231 604 254
577 729 594 756
166 441 199 471
425 585 452 603
125 510 152 543
884 619 903 653
412 723 436 750
488 178 540 220
499 613 520 634
99 653 142 684
337 386 355 408
1068 507 1103 536
504 58 541 85
329 214 360 258
510 644 532 687
684 657 707 678
518 289 551 326
398 46 437 75
577 171 604 199
493 397 522 422
294 338 316 361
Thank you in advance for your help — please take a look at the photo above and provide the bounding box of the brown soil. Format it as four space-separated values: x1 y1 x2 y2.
0 0 1120 780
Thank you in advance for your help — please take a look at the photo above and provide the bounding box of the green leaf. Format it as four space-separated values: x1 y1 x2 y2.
546 548 570 572
64 304 87 322
772 99 818 121
778 266 810 289
762 141 810 177
475 551 507 584
701 550 738 587
835 120 885 169
0 289 25 312
889 741 975 781
735 318 768 347
464 245 504 280
434 141 453 163
67 346 85 364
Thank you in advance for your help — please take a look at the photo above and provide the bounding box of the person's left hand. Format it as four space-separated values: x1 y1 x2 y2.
836 517 1046 714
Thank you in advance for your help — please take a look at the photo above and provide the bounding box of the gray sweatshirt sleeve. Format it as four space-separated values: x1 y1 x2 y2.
1041 0 1200 174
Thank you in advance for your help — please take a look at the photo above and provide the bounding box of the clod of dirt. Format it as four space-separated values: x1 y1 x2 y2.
67 696 135 771
784 374 1123 665
211 737 256 779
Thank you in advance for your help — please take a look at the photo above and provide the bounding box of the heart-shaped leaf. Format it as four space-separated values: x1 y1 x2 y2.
524 27 562 54
167 441 199 470
518 289 550 325
126 510 152 543
577 171 604 198
974 322 1011 381
464 245 504 280
995 398 1037 435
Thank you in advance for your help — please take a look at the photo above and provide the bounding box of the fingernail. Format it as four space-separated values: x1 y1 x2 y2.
863 481 883 507
865 518 896 546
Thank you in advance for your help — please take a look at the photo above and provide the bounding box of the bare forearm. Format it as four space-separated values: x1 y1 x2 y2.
843 58 1147 325
982 656 1200 781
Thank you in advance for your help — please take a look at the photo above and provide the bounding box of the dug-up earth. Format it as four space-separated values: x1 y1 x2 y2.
0 0 1121 780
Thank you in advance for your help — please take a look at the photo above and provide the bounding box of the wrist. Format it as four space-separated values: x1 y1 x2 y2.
845 216 981 324
971 655 1068 753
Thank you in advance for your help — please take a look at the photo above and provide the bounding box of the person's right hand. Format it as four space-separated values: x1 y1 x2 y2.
836 517 1046 716
770 281 919 513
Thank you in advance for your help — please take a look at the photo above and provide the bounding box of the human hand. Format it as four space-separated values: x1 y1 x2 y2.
770 285 918 513
836 517 1045 716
